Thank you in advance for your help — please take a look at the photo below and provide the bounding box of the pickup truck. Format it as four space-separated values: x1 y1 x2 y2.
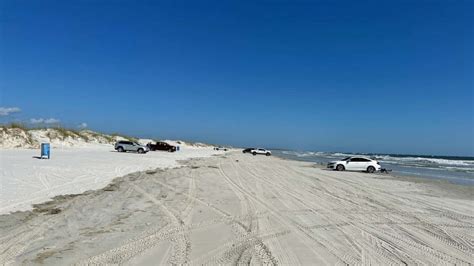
146 141 177 152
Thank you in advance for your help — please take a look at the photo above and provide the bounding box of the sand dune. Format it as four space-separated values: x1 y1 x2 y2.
0 152 473 265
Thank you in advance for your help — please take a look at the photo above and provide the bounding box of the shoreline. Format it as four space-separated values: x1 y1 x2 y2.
1 151 473 264
274 153 474 199
272 150 474 186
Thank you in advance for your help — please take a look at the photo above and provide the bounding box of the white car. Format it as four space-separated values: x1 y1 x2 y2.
251 148 272 156
114 141 150 154
327 156 381 173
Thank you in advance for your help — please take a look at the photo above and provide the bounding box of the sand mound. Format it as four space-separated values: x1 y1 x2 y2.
0 127 132 149
0 127 38 148
0 126 215 150
164 140 213 148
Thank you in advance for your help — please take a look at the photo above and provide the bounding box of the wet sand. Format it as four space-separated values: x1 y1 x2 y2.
1 152 473 265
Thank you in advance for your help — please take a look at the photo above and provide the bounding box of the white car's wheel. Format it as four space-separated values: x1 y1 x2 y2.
367 166 375 173
336 164 345 171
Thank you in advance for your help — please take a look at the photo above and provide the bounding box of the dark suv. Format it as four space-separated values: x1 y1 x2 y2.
146 141 177 152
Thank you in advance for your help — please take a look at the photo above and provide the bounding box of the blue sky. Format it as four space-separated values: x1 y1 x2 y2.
1 0 473 156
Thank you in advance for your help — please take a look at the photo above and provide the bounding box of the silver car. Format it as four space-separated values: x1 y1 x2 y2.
114 141 149 154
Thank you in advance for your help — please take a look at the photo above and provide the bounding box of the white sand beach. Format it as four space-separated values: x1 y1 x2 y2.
0 145 220 214
1 151 472 265
2 1 472 264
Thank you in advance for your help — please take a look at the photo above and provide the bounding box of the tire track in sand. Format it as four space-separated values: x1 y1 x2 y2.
258 158 473 264
240 160 363 264
80 164 275 265
129 183 189 265
230 160 301 266
217 162 339 265
215 162 278 265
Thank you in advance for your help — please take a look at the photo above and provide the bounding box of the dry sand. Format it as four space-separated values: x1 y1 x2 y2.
0 146 219 214
1 152 473 265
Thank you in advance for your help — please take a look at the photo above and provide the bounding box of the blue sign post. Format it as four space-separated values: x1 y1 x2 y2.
41 143 50 159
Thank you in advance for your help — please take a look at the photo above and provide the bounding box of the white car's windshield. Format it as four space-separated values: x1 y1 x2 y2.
342 157 351 161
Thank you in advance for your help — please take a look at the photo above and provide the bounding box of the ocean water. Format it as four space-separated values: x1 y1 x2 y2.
273 150 474 185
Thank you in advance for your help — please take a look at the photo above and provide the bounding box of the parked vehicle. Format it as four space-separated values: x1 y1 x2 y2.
327 156 381 173
114 141 149 154
214 147 228 151
147 141 176 152
251 148 272 156
242 148 255 153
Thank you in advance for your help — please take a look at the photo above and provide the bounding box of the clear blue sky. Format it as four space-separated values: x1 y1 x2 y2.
1 0 473 156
